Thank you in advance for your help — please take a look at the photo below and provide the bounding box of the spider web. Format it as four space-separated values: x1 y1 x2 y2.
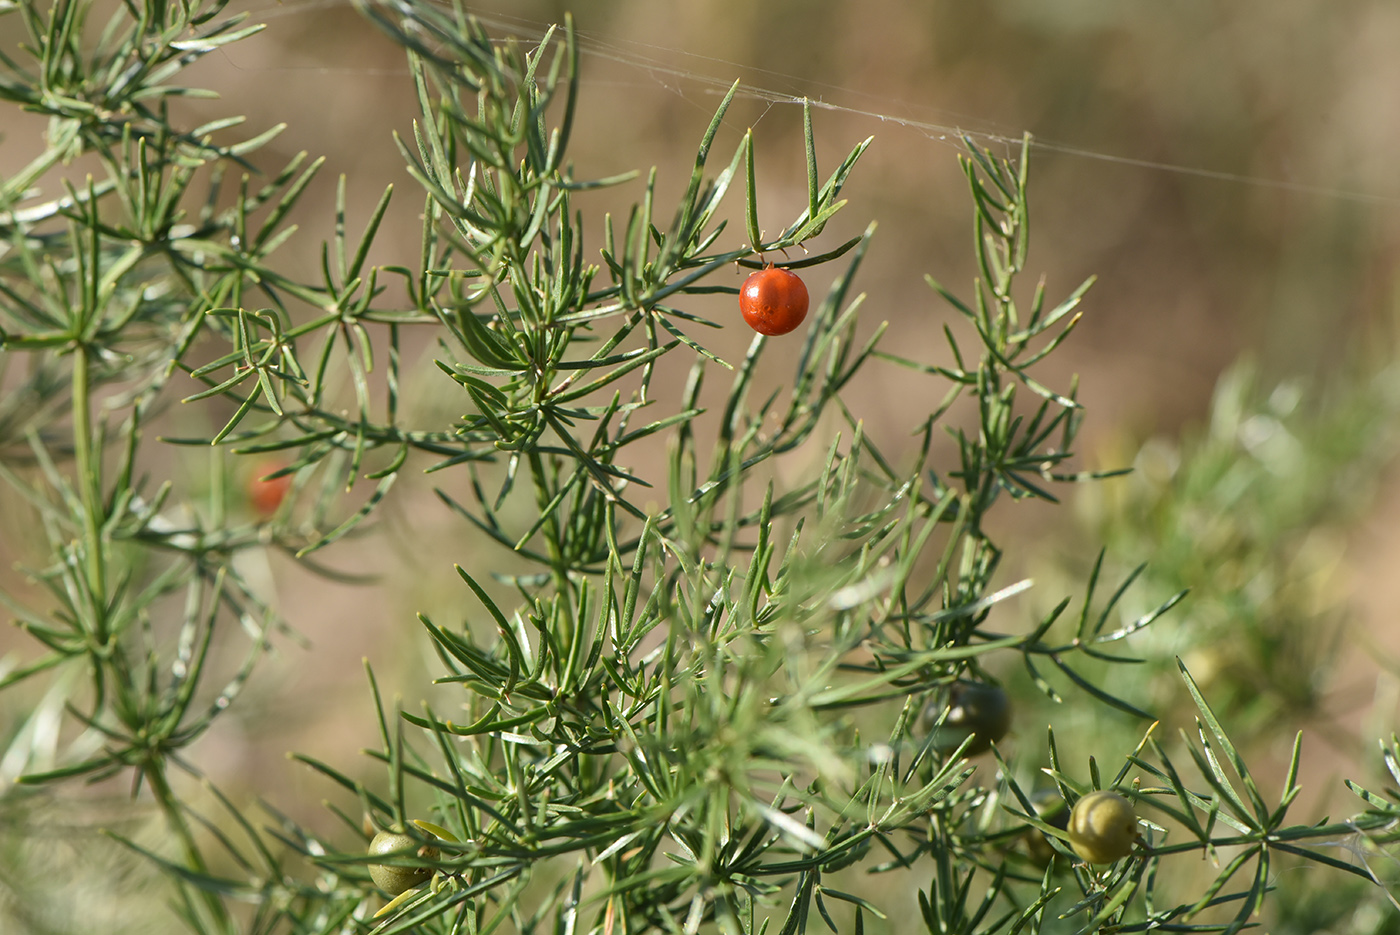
219 0 1400 208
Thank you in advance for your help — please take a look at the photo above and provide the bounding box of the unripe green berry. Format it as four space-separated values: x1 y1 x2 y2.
1066 790 1139 864
922 681 1012 755
368 830 439 896
1023 790 1070 865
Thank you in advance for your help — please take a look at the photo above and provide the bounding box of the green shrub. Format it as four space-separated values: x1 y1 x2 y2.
0 3 1395 934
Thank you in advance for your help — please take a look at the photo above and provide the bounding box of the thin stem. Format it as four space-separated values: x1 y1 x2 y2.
144 760 232 931
71 343 108 638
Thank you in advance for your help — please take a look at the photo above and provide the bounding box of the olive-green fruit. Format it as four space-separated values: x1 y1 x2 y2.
1023 790 1070 865
368 830 439 896
1066 790 1139 864
922 681 1012 755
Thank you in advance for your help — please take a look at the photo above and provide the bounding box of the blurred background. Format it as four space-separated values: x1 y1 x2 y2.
3 0 1400 930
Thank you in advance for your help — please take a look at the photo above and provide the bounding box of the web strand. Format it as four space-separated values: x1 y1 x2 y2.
225 0 1400 208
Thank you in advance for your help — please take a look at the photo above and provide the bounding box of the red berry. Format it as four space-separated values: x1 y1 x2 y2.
248 463 292 516
739 266 809 336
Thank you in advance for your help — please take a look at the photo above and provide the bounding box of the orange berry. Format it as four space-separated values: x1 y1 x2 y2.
739 265 809 336
248 463 292 516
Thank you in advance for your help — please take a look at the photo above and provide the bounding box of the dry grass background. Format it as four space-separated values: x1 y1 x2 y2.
2 0 1400 928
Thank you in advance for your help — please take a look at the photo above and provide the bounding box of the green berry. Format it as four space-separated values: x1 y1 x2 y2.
368 830 439 896
1066 790 1139 864
922 681 1012 755
1023 790 1070 865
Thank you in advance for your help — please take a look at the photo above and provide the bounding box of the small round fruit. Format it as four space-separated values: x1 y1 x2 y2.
1023 790 1070 865
248 463 292 516
739 265 809 336
922 681 1012 755
1067 790 1139 864
368 830 439 896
